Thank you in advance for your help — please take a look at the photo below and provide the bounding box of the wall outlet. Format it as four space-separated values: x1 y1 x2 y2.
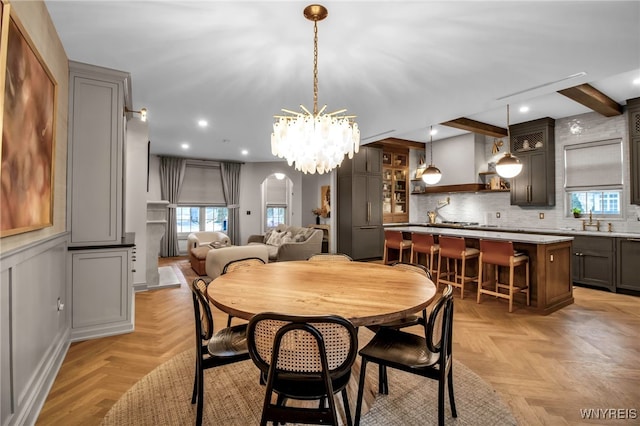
496 212 501 218
539 212 544 219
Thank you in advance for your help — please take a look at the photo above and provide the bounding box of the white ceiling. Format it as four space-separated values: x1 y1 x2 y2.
45 1 640 163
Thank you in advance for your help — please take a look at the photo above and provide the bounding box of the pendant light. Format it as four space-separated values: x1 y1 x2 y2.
270 4 359 174
422 125 442 185
495 104 523 178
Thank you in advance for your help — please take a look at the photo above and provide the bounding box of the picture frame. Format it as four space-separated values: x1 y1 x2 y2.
415 167 424 179
320 185 330 218
1 5 57 237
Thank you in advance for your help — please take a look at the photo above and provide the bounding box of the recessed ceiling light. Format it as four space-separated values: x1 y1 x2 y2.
241 149 248 155
633 77 640 85
181 143 189 149
198 119 208 128
519 106 530 113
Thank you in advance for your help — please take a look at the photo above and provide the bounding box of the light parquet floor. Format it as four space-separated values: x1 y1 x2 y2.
36 257 640 425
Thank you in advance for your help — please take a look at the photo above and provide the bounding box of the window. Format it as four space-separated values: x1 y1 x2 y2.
266 206 286 229
176 206 228 234
569 190 622 217
564 139 623 218
263 173 292 232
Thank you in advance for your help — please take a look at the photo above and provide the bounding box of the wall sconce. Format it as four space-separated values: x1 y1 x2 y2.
124 106 147 122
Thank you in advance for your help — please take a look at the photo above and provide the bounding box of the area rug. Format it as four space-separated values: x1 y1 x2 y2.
101 343 516 425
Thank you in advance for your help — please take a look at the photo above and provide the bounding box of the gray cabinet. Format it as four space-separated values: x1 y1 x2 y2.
572 236 616 292
337 147 384 260
617 237 640 291
509 118 555 206
67 62 134 340
68 61 130 246
70 247 134 341
627 97 640 205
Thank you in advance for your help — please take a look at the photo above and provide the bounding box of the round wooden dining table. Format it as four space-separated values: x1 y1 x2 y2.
207 260 437 327
207 260 438 424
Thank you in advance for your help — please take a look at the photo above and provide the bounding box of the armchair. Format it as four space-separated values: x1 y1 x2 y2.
187 231 231 250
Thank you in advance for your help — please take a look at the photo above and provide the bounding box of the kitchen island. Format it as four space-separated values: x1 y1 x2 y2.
391 226 574 314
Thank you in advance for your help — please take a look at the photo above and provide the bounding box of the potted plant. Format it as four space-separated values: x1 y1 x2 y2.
572 207 582 218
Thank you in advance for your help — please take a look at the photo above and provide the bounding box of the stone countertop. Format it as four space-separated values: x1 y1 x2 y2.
385 222 640 239
390 226 573 244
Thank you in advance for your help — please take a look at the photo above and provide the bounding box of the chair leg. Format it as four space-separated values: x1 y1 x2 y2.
354 358 369 426
342 387 353 426
509 265 515 313
438 373 445 426
476 258 483 304
226 314 233 328
196 365 204 426
382 242 388 265
448 365 457 418
191 361 198 404
377 364 389 394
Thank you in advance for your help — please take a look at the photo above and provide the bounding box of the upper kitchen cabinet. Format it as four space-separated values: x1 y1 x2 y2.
382 149 409 224
509 118 555 206
68 61 131 245
627 97 640 205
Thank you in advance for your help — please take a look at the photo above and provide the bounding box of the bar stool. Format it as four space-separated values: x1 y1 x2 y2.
382 230 411 265
436 236 479 299
410 233 440 278
477 239 530 313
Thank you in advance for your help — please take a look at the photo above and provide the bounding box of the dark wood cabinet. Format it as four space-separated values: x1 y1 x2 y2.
627 97 640 205
617 237 640 292
572 236 616 292
337 146 384 260
509 118 555 206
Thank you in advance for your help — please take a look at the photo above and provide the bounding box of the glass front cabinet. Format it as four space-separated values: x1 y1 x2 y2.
382 149 409 223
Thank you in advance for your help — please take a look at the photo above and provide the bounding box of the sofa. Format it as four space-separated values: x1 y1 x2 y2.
247 224 323 262
205 244 270 280
187 231 232 275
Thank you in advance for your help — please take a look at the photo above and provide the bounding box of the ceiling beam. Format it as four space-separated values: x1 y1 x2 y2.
440 118 507 138
557 83 622 117
365 137 426 150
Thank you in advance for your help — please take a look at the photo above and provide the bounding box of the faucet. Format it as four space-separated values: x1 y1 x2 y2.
427 211 436 224
582 210 601 231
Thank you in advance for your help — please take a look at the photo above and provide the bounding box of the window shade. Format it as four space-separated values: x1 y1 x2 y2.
179 161 226 205
265 176 287 205
564 139 623 188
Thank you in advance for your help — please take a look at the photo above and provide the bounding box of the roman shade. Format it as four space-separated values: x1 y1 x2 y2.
564 139 623 188
179 160 226 205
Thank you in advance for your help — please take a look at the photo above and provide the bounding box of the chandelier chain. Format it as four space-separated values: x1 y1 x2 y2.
313 20 319 115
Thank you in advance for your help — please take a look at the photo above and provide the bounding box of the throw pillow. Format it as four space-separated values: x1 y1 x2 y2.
263 230 274 244
266 230 285 246
281 232 294 244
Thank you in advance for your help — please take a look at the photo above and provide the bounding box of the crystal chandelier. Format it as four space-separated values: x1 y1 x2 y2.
422 126 442 185
495 104 523 178
271 4 360 174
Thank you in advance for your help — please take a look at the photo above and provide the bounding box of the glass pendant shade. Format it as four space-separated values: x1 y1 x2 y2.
422 164 442 184
495 153 523 178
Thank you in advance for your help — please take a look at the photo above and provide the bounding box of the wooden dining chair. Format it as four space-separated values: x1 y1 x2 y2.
307 253 353 262
247 312 359 426
221 257 266 327
354 285 456 426
189 278 250 426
